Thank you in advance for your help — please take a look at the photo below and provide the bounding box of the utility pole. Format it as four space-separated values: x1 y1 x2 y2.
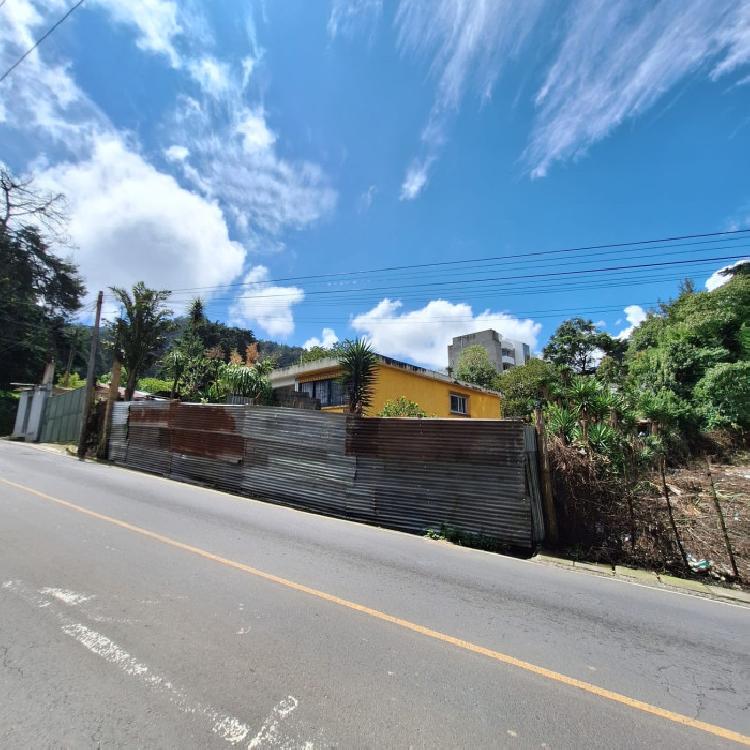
77 291 103 459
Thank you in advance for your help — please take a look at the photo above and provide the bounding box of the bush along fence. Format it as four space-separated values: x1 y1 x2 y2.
108 401 545 549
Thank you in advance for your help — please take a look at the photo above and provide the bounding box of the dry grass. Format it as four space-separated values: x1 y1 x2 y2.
548 441 749 584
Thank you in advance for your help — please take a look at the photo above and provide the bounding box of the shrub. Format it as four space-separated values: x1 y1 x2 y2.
378 397 427 417
137 377 173 395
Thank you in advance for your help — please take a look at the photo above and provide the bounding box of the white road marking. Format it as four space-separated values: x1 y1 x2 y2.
3 578 313 748
62 621 250 744
248 696 311 749
40 587 93 606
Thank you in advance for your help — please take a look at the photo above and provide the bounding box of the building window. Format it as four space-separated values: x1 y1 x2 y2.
450 393 468 415
298 378 347 407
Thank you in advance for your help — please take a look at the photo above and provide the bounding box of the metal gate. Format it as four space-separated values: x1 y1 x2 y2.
39 388 85 444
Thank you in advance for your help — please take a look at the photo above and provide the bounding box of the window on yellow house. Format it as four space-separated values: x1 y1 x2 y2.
450 393 468 415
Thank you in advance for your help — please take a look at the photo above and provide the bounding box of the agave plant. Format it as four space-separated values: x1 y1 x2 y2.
544 404 578 443
587 422 618 455
566 376 603 443
338 338 378 416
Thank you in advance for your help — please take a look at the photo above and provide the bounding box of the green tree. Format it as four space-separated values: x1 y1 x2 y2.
338 338 378 416
109 282 173 400
542 318 615 375
378 396 427 417
455 345 500 389
0 225 84 387
495 358 558 418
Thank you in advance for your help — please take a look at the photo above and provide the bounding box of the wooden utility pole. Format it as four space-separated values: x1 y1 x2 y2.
97 355 121 460
77 291 103 459
534 404 559 545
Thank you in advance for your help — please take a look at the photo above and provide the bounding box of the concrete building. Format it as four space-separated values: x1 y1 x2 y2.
447 330 530 374
270 355 502 418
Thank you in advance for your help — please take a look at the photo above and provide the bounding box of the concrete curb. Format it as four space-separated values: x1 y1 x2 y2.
533 553 750 606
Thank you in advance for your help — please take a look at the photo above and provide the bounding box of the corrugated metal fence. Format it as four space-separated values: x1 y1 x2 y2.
109 401 544 548
39 388 85 444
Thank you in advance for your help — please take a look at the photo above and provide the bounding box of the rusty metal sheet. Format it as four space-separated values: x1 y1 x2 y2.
108 402 536 548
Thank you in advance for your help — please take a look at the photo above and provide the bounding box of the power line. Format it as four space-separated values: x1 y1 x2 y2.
164 228 750 295
0 0 85 84
166 243 750 304
170 254 746 304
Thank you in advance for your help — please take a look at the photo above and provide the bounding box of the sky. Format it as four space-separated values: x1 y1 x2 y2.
2 0 750 370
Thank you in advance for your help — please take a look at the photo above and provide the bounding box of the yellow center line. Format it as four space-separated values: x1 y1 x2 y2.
1 476 748 747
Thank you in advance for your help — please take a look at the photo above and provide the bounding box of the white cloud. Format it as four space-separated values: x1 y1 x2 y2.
616 304 648 340
705 258 750 291
400 160 430 201
236 108 276 153
351 298 541 370
395 0 544 197
36 135 245 309
228 266 304 338
172 97 336 243
303 327 339 350
188 56 231 97
164 144 189 162
89 0 183 68
327 0 382 41
0 0 106 149
527 1 750 177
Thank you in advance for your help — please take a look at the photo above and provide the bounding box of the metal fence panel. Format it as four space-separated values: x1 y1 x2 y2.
109 403 537 548
39 387 84 444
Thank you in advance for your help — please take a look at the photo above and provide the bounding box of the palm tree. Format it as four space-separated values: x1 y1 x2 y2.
109 282 173 400
338 338 377 416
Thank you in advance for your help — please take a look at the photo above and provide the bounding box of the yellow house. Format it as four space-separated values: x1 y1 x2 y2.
270 355 502 418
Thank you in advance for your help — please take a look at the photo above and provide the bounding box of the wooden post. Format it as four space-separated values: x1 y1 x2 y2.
706 458 740 580
97 355 121 460
659 455 689 569
534 404 559 545
77 291 103 459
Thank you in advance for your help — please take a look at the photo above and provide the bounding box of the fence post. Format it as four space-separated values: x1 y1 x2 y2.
534 404 558 545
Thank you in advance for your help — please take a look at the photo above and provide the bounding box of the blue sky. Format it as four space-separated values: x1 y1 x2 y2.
2 0 750 368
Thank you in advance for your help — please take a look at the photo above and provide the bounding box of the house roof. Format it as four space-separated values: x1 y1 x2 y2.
269 354 501 396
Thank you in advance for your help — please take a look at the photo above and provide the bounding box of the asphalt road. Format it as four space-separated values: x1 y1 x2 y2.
1 440 748 749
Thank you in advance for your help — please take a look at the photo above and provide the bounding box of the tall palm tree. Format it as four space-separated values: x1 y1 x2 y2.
109 282 173 400
338 338 377 416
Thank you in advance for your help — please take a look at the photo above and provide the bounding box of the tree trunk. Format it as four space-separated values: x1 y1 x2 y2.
706 458 740 580
125 370 138 401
